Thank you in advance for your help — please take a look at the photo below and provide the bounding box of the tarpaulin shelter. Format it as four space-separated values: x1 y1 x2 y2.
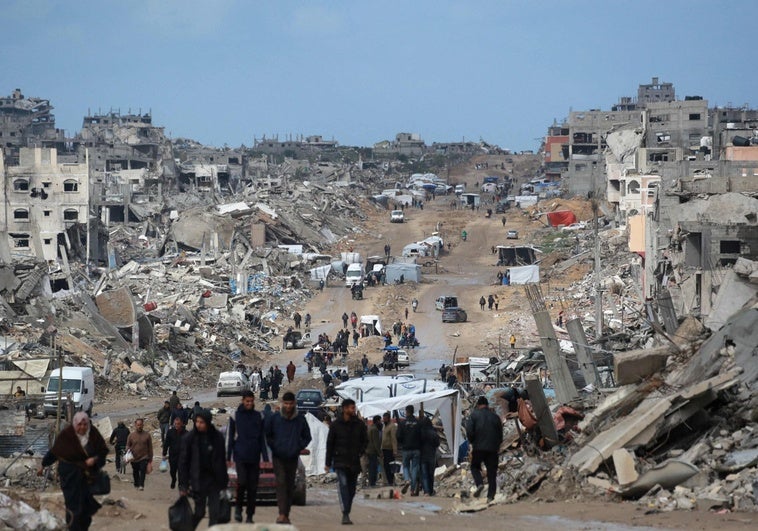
353 389 462 462
385 263 421 284
545 210 577 227
335 376 447 402
359 315 382 335
508 265 540 284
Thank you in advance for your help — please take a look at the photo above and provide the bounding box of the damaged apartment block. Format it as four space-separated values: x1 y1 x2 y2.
0 148 90 291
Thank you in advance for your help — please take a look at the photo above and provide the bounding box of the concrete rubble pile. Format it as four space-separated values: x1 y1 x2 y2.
0 167 387 400
0 491 62 531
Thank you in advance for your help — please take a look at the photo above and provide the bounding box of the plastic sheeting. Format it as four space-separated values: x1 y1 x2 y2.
309 264 331 281
545 210 577 227
508 265 539 284
353 389 462 462
335 376 447 402
302 412 329 476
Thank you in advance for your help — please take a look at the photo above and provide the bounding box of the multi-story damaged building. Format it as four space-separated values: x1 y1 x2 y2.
251 134 339 159
173 140 246 193
0 89 68 166
374 133 426 157
77 111 177 224
0 147 89 262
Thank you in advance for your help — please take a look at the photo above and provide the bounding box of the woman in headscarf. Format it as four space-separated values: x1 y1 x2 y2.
37 412 109 531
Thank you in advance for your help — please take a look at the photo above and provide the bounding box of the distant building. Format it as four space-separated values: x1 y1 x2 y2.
374 133 426 157
252 134 338 157
0 147 89 262
0 89 67 166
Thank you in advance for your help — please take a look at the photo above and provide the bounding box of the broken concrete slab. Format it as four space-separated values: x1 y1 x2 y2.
614 345 672 385
704 270 757 332
620 460 699 499
96 286 137 328
202 293 228 309
612 448 639 486
568 397 672 474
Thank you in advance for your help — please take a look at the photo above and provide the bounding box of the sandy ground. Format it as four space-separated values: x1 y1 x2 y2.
36 159 756 529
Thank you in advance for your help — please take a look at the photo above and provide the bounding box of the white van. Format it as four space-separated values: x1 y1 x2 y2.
345 263 364 287
44 367 95 416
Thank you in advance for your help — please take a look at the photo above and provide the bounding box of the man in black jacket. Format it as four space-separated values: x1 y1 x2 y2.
109 421 129 473
178 409 228 529
396 405 422 495
265 391 312 525
157 401 171 443
227 391 267 524
419 415 440 496
465 396 503 502
325 398 368 525
162 416 186 489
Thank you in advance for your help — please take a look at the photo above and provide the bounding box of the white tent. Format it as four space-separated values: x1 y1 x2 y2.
508 265 540 284
354 389 462 462
335 375 446 402
359 315 382 335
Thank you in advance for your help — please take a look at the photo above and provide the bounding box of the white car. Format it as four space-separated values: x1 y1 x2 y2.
216 371 251 397
390 210 404 223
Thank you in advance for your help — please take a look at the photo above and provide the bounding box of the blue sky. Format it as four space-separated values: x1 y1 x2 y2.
2 1 755 151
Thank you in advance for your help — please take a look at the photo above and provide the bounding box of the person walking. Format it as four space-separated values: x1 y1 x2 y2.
380 412 398 486
341 312 349 328
396 405 422 496
265 391 312 525
304 313 311 328
487 294 495 310
157 401 172 444
479 296 486 311
509 333 516 349
126 418 153 490
169 390 180 411
190 401 203 427
178 409 228 529
325 398 368 525
227 391 267 524
162 416 186 489
419 415 440 496
170 401 188 426
465 396 503 502
293 311 302 329
365 415 382 487
109 421 129 473
38 412 108 531
286 361 296 384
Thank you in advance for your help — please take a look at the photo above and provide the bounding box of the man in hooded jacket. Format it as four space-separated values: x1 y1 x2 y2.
179 409 228 529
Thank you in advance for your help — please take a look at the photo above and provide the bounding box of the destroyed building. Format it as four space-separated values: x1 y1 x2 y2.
0 88 67 166
0 147 89 263
374 132 426 157
251 134 339 160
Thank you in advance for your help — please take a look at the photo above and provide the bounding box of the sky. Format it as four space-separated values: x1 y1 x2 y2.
2 0 755 151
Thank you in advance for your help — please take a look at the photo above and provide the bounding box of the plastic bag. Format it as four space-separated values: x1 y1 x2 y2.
217 491 231 524
159 458 168 473
168 496 193 531
123 449 134 465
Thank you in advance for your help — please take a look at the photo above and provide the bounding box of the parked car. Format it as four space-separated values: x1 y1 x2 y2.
495 200 510 214
228 455 307 506
560 222 588 232
284 330 312 349
216 371 251 397
506 230 519 239
434 295 458 311
390 210 405 223
296 389 325 419
442 307 467 323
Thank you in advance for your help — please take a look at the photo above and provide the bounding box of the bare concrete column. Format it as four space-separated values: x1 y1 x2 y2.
525 374 559 447
534 310 579 404
566 318 598 387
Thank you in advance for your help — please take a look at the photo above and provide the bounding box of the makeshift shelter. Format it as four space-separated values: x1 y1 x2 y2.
359 315 382 335
385 263 421 284
401 243 429 258
460 193 481 207
354 389 462 462
309 264 331 281
497 245 540 266
335 375 446 402
545 210 577 227
508 265 540 284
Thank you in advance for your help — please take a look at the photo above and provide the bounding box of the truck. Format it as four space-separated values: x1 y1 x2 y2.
44 367 95 417
345 263 365 287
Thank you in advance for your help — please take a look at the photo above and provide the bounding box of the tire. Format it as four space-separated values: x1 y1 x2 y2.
293 487 306 506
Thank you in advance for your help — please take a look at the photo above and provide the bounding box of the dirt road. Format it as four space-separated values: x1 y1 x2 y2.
45 167 755 529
